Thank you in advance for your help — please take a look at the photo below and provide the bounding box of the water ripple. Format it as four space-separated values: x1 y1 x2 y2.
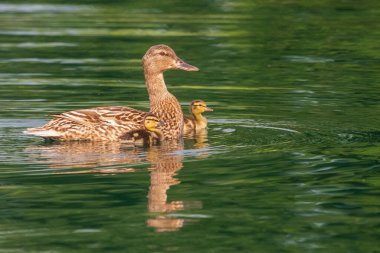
0 4 84 13
210 118 301 133
0 58 99 64
284 55 334 63
0 42 77 48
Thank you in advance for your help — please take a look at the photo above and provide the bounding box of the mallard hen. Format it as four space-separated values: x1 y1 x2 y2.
24 44 198 141
183 100 213 133
120 113 163 146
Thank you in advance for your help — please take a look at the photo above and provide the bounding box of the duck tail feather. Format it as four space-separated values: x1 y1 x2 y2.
23 128 62 138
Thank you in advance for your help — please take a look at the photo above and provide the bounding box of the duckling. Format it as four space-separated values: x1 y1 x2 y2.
183 100 213 133
120 114 163 146
24 44 199 141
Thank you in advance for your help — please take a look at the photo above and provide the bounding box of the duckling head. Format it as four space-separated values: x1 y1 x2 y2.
190 100 213 115
142 44 199 73
144 113 163 132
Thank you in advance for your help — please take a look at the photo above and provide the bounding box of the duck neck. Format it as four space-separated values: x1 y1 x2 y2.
193 113 207 127
144 68 169 106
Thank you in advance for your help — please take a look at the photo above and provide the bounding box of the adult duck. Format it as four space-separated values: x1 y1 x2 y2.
24 44 199 141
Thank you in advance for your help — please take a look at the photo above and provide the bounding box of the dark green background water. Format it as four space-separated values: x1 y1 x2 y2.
0 0 379 252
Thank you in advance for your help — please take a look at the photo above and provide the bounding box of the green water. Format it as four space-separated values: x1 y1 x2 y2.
1 0 379 252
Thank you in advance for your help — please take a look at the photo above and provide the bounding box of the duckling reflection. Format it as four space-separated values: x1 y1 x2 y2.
184 127 209 150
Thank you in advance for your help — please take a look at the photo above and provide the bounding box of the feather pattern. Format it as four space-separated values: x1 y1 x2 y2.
150 94 184 140
25 106 146 141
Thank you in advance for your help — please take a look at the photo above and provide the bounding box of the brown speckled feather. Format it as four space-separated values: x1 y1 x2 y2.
150 94 183 140
25 106 147 141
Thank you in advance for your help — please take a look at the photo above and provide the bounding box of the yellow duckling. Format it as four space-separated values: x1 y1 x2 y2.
120 114 163 146
24 44 198 141
183 100 213 133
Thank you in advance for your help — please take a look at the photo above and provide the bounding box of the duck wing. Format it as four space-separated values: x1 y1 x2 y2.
183 116 195 132
24 106 147 141
51 106 145 127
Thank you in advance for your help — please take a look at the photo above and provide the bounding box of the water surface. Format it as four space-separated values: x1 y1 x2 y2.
0 0 379 252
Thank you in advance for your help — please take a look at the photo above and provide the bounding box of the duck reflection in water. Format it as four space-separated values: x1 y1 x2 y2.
25 134 208 232
145 141 203 232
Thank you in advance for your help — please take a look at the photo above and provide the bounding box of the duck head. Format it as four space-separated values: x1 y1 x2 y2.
142 44 199 73
190 100 213 115
144 113 164 132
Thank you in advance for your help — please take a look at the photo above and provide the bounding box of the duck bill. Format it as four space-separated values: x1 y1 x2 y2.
205 106 213 112
176 58 199 71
